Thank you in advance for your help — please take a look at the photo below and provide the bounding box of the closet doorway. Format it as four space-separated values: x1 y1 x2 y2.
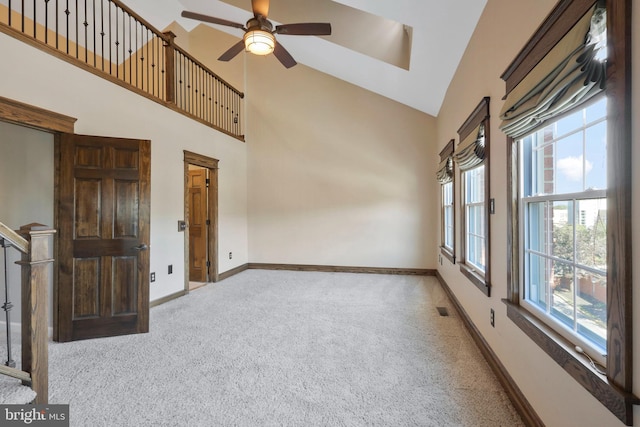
184 151 219 291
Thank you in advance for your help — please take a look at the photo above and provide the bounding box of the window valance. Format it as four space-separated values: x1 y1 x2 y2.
436 139 455 184
499 3 606 139
454 124 485 171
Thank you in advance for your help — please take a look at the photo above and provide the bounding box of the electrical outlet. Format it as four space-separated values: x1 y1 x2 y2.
439 255 443 265
490 308 495 327
168 265 173 274
229 252 232 259
150 272 156 282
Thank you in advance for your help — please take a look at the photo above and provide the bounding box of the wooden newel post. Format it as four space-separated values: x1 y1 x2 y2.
163 31 177 104
18 223 55 404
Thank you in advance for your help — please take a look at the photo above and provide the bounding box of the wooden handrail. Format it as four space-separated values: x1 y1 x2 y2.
0 0 245 140
109 0 172 45
96 1 244 100
170 42 245 98
0 222 28 254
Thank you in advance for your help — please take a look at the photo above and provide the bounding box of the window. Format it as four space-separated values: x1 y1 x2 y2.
442 182 454 252
464 165 485 272
519 97 607 363
437 139 455 263
455 98 490 296
501 0 635 423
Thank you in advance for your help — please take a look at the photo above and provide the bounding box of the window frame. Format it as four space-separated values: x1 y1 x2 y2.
439 139 455 264
463 164 486 272
457 97 491 296
518 97 608 365
503 0 637 423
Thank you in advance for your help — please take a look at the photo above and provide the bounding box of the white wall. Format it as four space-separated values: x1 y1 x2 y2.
245 53 437 269
435 0 639 426
0 30 249 309
0 122 54 325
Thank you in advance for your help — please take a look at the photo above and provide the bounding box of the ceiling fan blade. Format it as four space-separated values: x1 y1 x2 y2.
218 40 246 62
252 0 270 18
275 23 332 36
273 43 297 68
181 11 246 30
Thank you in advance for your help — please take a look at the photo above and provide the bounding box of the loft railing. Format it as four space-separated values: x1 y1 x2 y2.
0 0 244 140
0 222 55 404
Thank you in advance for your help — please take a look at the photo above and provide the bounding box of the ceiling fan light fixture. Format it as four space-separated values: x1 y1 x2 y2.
244 30 275 55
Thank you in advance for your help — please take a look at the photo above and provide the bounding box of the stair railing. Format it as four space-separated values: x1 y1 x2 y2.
0 0 244 140
0 222 55 404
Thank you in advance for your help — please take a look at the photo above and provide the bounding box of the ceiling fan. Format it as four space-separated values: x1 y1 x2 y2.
181 0 332 68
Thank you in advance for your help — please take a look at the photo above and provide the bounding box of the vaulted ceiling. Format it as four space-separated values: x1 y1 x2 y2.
124 0 488 117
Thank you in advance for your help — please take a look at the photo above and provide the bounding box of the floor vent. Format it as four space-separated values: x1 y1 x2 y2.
436 306 449 317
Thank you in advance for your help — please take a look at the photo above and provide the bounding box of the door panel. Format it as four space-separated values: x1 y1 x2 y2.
72 258 100 318
114 180 139 237
188 168 207 282
112 256 138 315
56 133 150 342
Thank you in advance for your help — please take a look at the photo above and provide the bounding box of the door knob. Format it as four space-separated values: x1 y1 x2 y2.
133 244 149 251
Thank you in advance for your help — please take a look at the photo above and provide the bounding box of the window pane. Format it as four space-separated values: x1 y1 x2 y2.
443 182 453 204
467 206 475 235
554 132 584 194
527 202 548 253
468 235 485 271
465 165 484 203
575 198 607 270
585 121 607 190
526 252 549 310
551 201 574 261
551 259 574 328
444 205 453 249
576 268 606 352
442 182 454 250
555 108 584 137
585 97 607 124
468 235 476 266
521 134 536 197
476 204 484 236
445 226 453 249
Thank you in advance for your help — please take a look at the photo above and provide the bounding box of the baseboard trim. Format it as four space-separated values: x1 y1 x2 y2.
150 290 187 308
248 263 435 276
435 271 544 427
218 263 249 281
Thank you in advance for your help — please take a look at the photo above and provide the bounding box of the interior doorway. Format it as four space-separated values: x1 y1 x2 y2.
184 151 219 292
188 165 208 287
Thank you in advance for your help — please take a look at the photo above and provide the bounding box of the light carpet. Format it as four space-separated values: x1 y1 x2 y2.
0 376 36 404
44 270 523 426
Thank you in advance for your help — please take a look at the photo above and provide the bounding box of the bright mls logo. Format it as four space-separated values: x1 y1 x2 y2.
1 405 69 426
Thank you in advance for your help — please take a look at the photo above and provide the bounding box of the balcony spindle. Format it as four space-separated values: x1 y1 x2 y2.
0 0 243 139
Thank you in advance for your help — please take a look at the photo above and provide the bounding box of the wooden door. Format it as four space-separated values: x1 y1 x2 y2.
188 168 208 282
56 134 150 342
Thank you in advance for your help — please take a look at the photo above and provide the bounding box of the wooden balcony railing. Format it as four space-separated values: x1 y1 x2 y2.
0 0 244 140
0 222 55 404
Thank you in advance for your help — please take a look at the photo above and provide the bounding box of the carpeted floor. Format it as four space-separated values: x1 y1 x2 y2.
44 270 523 426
